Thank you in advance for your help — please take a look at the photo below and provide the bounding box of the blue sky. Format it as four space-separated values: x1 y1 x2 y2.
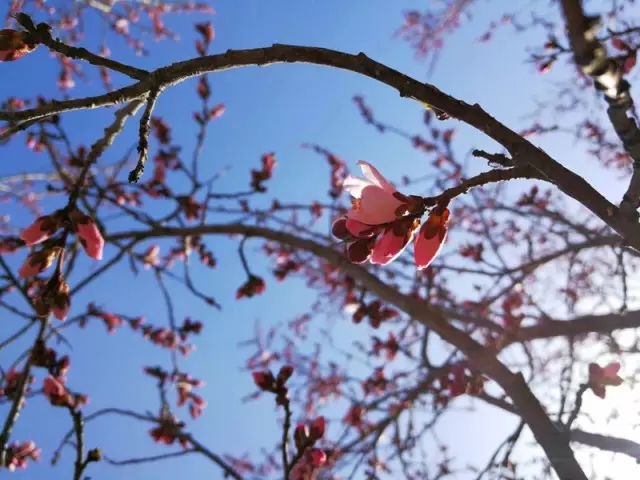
0 1 633 479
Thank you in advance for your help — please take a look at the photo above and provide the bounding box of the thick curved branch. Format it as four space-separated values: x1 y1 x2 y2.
108 224 587 479
3 42 637 250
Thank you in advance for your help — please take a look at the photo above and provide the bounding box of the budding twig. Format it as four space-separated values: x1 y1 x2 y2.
129 89 161 183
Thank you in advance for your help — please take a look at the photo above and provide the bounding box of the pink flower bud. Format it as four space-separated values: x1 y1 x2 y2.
18 247 62 278
414 208 449 270
70 210 104 260
309 448 327 467
252 370 275 391
310 416 326 440
277 365 294 385
294 423 309 450
20 215 60 246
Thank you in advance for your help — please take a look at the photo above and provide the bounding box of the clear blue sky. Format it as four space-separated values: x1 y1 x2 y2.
0 1 628 479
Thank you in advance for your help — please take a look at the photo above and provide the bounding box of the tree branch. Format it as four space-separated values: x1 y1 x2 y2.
2 43 636 251
560 0 640 218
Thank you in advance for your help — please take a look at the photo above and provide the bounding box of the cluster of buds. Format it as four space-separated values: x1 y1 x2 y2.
177 195 204 221
20 208 104 262
0 369 32 400
144 367 207 419
149 412 188 448
371 332 399 361
3 441 40 471
43 376 87 409
361 368 391 397
291 417 330 480
436 363 485 403
31 340 70 377
236 275 266 299
250 153 277 192
352 299 398 329
263 243 303 281
194 21 214 56
252 365 294 406
343 405 367 432
176 373 207 419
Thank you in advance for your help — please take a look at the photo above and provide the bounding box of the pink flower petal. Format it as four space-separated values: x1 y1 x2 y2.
603 362 620 377
71 211 105 261
342 175 372 199
20 216 57 246
357 161 395 193
345 218 378 238
370 226 414 265
347 186 404 225
346 238 374 264
414 210 449 270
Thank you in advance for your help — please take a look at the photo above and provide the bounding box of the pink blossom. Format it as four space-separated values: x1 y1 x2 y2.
371 218 419 265
70 210 104 260
344 161 406 225
345 218 378 238
588 362 624 399
414 208 449 270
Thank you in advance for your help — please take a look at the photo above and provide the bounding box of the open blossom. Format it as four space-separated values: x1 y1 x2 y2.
343 161 410 225
588 362 623 399
336 161 449 268
70 210 104 260
20 214 61 246
414 207 449 270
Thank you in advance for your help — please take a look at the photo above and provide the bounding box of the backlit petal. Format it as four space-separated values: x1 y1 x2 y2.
347 186 404 225
357 161 395 193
